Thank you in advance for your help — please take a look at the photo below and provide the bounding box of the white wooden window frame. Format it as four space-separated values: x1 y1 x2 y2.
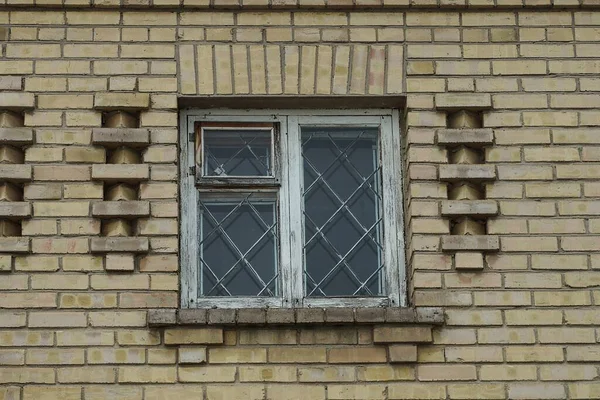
180 109 406 309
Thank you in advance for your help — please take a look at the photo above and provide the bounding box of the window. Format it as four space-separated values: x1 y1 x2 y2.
180 110 405 308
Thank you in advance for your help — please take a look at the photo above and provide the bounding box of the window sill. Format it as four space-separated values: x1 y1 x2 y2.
148 307 444 328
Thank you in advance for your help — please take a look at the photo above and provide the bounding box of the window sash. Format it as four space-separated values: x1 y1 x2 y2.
180 110 405 309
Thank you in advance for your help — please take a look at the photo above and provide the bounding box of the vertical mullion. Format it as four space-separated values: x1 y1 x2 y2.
180 114 200 308
278 116 294 307
381 114 402 307
391 109 406 306
287 116 305 306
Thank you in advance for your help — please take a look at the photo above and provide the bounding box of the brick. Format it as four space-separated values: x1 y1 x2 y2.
0 128 34 145
328 347 387 363
505 309 563 326
239 329 296 345
539 327 596 344
92 165 149 182
441 200 497 217
209 347 267 363
439 165 496 181
534 291 591 307
435 93 491 110
178 366 235 382
567 346 600 362
268 347 327 363
505 345 564 362
56 366 114 383
507 383 565 399
436 128 493 147
164 328 223 345
442 236 499 252
92 128 150 147
0 92 35 111
92 201 150 218
178 347 207 364
445 346 503 363
387 345 417 363
418 365 476 381
0 165 31 182
480 365 537 381
91 238 149 253
85 386 143 400
94 93 150 110
118 366 176 383
29 311 86 328
453 252 484 270
373 326 432 343
0 368 55 383
474 290 531 307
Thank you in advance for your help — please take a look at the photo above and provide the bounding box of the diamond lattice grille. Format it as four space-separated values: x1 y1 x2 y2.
301 127 384 297
199 194 278 297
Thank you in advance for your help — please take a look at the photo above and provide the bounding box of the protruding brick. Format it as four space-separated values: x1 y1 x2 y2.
442 201 498 217
164 328 224 345
148 309 177 327
373 326 433 343
325 308 355 323
95 93 150 110
436 129 494 147
439 165 496 182
0 237 30 253
92 201 150 218
355 307 385 323
442 235 500 252
92 165 149 182
105 253 135 271
266 308 295 324
296 308 325 324
0 92 35 111
0 165 32 182
178 309 208 325
91 237 149 253
237 308 266 324
208 308 236 325
0 202 31 219
92 128 150 148
0 128 33 146
388 345 418 363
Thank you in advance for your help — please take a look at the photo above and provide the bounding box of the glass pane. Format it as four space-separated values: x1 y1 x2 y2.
203 129 272 177
199 194 278 297
302 126 383 297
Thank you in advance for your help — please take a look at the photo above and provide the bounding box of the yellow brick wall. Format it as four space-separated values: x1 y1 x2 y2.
0 7 599 400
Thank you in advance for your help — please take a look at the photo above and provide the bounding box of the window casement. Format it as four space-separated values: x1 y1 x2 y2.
180 110 406 309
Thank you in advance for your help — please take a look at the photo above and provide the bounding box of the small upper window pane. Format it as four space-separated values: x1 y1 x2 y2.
202 128 273 177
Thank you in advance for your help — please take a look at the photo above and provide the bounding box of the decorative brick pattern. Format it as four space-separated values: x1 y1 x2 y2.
0 6 599 398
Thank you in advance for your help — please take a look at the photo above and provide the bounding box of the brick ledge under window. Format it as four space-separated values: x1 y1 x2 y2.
148 307 444 327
